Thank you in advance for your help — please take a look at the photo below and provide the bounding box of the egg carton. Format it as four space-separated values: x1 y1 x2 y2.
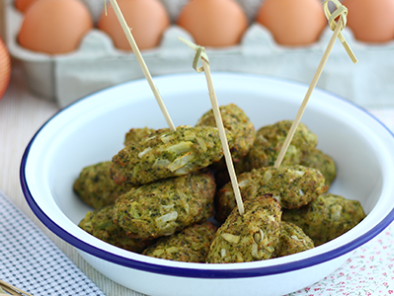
6 0 394 108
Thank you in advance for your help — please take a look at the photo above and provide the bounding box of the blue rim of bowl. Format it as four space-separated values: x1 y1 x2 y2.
20 73 394 279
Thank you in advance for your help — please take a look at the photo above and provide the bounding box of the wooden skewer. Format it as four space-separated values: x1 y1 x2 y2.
179 37 245 216
274 0 357 168
201 60 245 216
107 0 176 132
274 21 341 168
0 280 34 296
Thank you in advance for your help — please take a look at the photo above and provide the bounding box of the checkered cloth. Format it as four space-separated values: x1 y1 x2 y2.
0 190 105 296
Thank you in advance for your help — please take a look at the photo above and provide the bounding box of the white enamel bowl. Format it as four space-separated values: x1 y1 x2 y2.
21 73 394 296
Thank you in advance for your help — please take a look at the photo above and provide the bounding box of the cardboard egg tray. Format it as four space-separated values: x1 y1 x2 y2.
6 0 394 108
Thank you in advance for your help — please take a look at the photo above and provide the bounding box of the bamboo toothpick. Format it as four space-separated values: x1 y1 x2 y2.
0 280 33 296
274 0 357 168
179 37 245 216
107 0 176 132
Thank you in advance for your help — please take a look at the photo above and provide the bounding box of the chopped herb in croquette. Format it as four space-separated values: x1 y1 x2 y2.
196 103 255 162
301 148 336 187
215 165 327 223
143 222 217 262
79 205 150 253
124 127 156 146
73 161 133 209
282 193 366 246
242 120 318 172
206 195 282 263
275 222 314 257
111 126 234 186
113 172 216 240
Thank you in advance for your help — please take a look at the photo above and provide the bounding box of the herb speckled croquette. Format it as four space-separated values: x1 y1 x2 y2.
215 165 327 223
124 127 156 146
113 172 216 240
79 205 150 253
275 222 314 257
282 193 366 246
143 222 217 262
196 103 255 162
301 148 336 187
241 120 318 172
206 195 281 263
73 161 133 209
74 127 158 209
111 126 234 186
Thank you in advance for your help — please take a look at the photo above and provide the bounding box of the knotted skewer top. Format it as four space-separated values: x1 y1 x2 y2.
323 0 358 63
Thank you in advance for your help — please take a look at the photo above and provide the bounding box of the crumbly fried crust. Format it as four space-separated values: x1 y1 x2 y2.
79 205 150 253
301 148 336 187
282 193 366 246
113 172 216 240
196 103 255 162
243 120 318 172
111 126 234 186
143 222 217 262
73 161 133 209
275 222 314 257
207 195 282 263
215 165 327 222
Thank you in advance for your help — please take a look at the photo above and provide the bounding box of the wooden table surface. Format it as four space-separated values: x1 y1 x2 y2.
1 60 394 296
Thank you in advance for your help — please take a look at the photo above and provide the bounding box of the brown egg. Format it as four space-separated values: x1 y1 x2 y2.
98 0 170 51
177 0 248 47
15 0 41 13
256 0 326 46
342 0 394 43
18 0 93 54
